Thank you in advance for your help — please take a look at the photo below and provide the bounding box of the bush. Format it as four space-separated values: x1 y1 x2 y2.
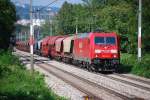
0 51 66 100
120 53 150 78
131 55 150 78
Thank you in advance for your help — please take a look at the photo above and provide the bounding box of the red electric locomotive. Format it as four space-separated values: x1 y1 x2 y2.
73 32 120 71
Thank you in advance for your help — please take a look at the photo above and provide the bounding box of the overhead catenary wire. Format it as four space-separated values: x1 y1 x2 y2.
33 0 59 12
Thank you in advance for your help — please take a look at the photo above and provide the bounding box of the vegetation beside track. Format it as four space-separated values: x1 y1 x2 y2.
120 53 150 78
0 51 66 100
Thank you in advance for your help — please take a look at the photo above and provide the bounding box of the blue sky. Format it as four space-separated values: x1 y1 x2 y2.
11 0 83 7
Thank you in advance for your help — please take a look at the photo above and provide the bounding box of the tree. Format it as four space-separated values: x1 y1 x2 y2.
56 0 150 53
142 0 150 52
41 21 52 37
0 0 16 50
56 1 75 34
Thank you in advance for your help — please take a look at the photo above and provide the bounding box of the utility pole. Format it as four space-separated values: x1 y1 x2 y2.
25 32 27 41
30 0 34 73
21 32 22 41
38 8 40 40
76 17 78 34
93 15 97 31
138 0 142 62
51 21 53 36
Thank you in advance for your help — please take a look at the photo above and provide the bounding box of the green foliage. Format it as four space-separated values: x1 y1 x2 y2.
0 52 66 100
41 21 52 37
142 0 150 52
120 53 150 78
54 0 150 53
0 0 16 49
131 55 150 78
56 2 75 34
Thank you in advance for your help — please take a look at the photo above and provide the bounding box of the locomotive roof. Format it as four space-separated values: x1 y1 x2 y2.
76 32 117 38
76 33 89 38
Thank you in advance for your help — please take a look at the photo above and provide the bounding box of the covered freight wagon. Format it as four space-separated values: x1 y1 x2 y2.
48 36 63 58
55 36 68 60
62 35 75 62
41 36 51 57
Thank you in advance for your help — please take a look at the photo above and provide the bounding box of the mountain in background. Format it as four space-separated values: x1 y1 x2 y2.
15 4 59 20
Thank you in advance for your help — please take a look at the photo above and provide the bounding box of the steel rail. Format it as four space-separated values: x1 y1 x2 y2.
103 74 150 92
36 61 132 100
114 73 150 86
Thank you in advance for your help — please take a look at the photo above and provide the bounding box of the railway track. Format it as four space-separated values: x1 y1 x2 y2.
14 51 149 100
37 63 132 100
37 63 99 100
47 61 150 99
113 73 150 86
15 52 133 100
51 60 150 91
102 73 150 91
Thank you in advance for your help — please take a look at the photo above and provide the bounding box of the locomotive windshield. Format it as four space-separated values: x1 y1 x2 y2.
95 37 116 45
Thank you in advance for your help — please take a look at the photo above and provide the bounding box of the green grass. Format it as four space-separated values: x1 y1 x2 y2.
120 53 150 78
0 51 67 100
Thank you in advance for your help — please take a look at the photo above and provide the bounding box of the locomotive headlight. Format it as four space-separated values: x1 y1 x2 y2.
95 49 101 53
111 50 117 53
113 54 117 58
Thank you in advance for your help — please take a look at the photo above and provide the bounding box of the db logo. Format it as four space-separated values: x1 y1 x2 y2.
29 36 35 45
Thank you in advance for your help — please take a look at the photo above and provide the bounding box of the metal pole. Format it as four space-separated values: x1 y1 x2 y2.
138 0 142 61
76 17 78 34
19 32 20 41
30 0 34 73
25 32 26 41
21 32 22 41
51 21 53 36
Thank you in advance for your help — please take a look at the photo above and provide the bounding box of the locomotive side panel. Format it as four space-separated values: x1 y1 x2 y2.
73 37 90 62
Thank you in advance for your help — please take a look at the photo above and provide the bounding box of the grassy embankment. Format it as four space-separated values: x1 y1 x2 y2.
0 51 66 100
120 53 150 78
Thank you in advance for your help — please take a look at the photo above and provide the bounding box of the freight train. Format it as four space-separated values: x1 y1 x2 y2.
16 32 120 72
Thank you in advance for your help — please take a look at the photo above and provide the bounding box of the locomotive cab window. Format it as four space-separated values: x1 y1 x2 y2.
106 37 116 44
95 37 116 45
95 37 105 44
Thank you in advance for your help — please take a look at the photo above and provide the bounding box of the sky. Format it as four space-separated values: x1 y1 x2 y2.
11 0 83 7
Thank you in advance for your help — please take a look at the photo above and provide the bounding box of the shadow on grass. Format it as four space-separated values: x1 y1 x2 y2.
0 91 53 100
0 92 36 100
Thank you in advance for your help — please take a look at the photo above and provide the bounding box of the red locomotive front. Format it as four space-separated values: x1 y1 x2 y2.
91 32 120 71
73 32 120 71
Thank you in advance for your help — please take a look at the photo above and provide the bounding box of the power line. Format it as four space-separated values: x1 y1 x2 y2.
35 0 59 12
